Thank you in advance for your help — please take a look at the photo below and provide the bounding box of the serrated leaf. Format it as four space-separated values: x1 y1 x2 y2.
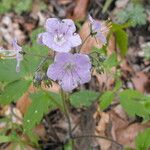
70 90 99 108
119 89 149 119
100 91 115 110
23 91 62 134
0 79 32 105
116 3 147 27
136 128 150 150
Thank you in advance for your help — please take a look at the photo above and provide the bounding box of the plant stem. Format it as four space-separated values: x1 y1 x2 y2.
78 33 91 53
60 89 72 138
36 55 49 71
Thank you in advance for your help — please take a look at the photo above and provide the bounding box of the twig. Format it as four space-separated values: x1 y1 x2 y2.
72 134 123 150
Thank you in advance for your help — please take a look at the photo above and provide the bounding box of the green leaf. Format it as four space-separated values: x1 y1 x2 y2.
15 0 32 14
103 52 118 69
92 46 106 55
136 128 150 150
0 59 25 82
70 90 99 108
0 0 13 14
114 80 122 91
0 79 32 105
119 89 149 119
23 91 62 134
0 135 12 143
115 28 128 56
116 3 147 27
100 91 115 110
64 140 72 150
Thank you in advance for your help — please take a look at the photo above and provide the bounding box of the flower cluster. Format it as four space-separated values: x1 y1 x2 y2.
37 16 107 92
1 16 107 91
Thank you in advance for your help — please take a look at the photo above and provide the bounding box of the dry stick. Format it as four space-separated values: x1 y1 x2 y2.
72 134 123 150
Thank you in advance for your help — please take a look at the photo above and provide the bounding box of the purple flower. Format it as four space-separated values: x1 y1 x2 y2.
88 15 108 44
47 53 91 92
38 18 82 52
12 39 23 73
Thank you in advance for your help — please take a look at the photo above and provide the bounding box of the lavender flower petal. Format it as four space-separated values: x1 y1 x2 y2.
12 39 23 73
88 15 107 45
45 18 60 33
38 18 82 52
37 33 44 45
69 33 82 47
60 72 78 91
96 32 107 44
47 53 91 92
62 19 76 34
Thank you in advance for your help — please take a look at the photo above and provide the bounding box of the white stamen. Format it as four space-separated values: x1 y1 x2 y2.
54 34 66 46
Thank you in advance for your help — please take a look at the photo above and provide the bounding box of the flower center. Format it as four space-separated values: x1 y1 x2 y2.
54 34 66 46
64 62 75 71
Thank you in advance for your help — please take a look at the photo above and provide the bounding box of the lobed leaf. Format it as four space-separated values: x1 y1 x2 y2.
23 91 62 134
70 90 99 108
0 79 32 105
99 91 115 110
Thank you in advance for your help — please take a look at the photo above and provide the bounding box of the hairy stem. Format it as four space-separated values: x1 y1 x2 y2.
60 89 72 138
78 33 91 53
36 55 49 71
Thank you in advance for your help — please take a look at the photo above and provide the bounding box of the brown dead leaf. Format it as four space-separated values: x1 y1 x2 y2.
42 81 60 93
58 0 73 5
93 70 115 92
16 82 60 115
79 21 103 54
131 71 150 93
3 143 35 150
109 106 150 148
34 124 46 140
68 0 89 21
94 110 111 150
16 84 36 115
